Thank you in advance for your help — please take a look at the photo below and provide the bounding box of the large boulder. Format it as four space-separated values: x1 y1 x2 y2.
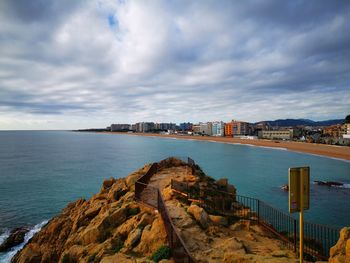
329 227 350 263
187 204 210 229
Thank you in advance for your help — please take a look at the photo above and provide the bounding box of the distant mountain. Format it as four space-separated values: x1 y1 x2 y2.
256 118 344 127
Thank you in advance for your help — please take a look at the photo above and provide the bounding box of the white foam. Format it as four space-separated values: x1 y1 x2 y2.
0 230 10 246
0 220 48 263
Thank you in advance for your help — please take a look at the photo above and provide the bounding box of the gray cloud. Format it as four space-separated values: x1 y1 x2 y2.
0 0 349 129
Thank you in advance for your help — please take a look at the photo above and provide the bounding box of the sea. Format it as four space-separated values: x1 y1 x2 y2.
0 131 349 262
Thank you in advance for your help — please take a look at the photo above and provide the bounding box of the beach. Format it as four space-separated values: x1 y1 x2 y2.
106 132 350 161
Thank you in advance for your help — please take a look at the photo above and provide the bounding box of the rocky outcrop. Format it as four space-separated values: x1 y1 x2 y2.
10 157 314 263
0 227 29 252
329 227 350 263
11 164 167 263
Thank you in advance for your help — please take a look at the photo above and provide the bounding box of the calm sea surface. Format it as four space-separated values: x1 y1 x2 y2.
0 131 349 246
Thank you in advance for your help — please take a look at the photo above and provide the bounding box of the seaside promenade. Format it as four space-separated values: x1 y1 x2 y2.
105 132 350 161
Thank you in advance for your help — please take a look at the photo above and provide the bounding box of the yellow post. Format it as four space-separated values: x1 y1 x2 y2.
299 169 304 263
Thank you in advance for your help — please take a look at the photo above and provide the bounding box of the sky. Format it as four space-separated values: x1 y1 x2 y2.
0 0 349 130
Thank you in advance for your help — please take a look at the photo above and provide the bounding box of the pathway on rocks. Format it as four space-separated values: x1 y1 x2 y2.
146 165 297 263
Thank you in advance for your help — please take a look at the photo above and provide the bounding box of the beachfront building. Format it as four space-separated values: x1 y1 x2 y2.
323 125 343 138
192 124 201 134
135 122 155 133
199 122 212 135
110 124 131 132
343 123 350 139
232 120 251 136
225 122 233 137
259 130 293 140
179 122 193 131
212 121 225 136
155 123 176 131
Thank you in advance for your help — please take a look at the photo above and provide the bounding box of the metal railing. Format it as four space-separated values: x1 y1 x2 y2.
171 178 340 261
136 157 340 261
135 158 196 263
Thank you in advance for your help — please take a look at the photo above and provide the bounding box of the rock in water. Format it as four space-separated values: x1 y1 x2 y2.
0 227 29 252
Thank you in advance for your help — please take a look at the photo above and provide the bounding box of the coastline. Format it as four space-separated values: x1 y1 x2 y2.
103 132 350 161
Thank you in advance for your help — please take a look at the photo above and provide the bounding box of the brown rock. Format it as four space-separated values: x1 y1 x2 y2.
134 216 167 256
329 227 350 263
187 204 210 229
100 253 136 263
162 187 174 201
103 177 115 189
124 228 142 248
216 178 228 188
209 215 228 227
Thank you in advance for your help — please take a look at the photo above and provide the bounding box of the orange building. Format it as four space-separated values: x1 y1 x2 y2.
225 122 233 137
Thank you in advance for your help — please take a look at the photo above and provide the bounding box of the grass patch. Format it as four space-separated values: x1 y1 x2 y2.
127 207 140 217
151 246 171 262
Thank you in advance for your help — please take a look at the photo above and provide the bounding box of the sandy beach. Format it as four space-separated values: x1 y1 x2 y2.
104 132 350 161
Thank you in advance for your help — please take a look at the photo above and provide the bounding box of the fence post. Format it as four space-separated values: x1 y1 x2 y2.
257 199 260 224
294 219 297 253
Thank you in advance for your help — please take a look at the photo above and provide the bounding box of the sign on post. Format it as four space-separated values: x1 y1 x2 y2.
288 166 310 263
288 167 310 213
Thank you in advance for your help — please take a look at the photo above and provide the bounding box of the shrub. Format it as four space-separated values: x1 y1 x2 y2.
127 207 140 217
151 246 171 262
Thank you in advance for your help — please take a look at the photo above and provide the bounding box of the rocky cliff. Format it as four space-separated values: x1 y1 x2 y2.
11 164 168 263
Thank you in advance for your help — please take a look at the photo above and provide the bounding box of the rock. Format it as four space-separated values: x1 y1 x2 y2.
209 215 228 227
134 216 167 256
216 178 228 188
0 227 29 252
229 220 250 231
100 253 136 263
162 187 174 201
329 227 350 263
227 184 236 195
187 204 210 229
125 228 142 248
102 177 115 190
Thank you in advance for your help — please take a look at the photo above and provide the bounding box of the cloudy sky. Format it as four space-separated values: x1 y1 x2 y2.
0 0 349 130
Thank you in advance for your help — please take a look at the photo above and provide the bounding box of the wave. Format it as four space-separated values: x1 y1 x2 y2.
0 220 48 263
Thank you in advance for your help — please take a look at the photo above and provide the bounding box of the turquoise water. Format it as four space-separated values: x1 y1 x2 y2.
0 131 349 240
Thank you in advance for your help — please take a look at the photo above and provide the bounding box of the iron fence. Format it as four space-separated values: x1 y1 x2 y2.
135 159 197 263
136 158 340 261
170 178 340 261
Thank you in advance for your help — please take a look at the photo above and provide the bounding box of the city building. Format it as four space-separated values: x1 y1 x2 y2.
179 122 193 131
199 122 212 135
192 124 201 134
343 123 350 139
110 124 131 132
224 122 233 137
323 125 343 138
259 130 293 140
212 121 225 136
232 120 251 136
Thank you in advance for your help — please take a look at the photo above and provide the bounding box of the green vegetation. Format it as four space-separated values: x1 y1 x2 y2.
127 207 140 217
110 238 124 254
151 246 171 262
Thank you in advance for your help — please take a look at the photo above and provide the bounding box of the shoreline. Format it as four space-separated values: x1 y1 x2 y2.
102 132 350 161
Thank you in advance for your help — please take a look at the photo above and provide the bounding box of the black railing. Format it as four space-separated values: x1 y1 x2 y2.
136 158 340 261
171 178 340 261
135 158 196 263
